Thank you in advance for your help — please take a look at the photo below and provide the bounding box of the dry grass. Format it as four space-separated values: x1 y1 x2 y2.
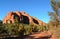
49 26 60 39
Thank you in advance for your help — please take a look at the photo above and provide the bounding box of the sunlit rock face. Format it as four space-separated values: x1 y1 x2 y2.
3 11 46 26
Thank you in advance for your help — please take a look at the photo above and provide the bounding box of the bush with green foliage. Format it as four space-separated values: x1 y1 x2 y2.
0 17 49 37
0 23 49 35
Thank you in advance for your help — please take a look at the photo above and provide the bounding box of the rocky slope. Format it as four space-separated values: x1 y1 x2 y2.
3 11 46 26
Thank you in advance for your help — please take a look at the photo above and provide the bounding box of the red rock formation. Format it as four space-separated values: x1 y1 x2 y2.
3 11 46 26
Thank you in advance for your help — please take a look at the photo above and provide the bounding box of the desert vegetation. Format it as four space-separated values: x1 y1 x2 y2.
48 0 60 39
0 17 49 38
0 0 60 39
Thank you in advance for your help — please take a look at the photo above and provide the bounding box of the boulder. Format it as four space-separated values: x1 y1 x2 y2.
3 11 46 26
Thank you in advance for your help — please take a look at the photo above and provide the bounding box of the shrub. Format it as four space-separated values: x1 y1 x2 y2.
0 19 49 37
24 25 32 35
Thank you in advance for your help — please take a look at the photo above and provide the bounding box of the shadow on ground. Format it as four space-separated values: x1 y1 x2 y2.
0 31 54 39
1 35 51 39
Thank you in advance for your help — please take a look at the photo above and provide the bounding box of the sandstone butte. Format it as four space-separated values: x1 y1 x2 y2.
3 11 46 26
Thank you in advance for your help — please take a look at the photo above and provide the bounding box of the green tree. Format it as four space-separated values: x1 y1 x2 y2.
48 0 60 27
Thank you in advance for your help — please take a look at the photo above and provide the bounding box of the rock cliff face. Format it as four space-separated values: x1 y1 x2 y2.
3 11 46 26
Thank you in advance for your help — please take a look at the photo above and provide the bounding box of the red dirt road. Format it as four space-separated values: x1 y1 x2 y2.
24 31 56 39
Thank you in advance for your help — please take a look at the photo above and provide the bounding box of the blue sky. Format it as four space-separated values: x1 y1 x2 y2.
0 0 53 23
